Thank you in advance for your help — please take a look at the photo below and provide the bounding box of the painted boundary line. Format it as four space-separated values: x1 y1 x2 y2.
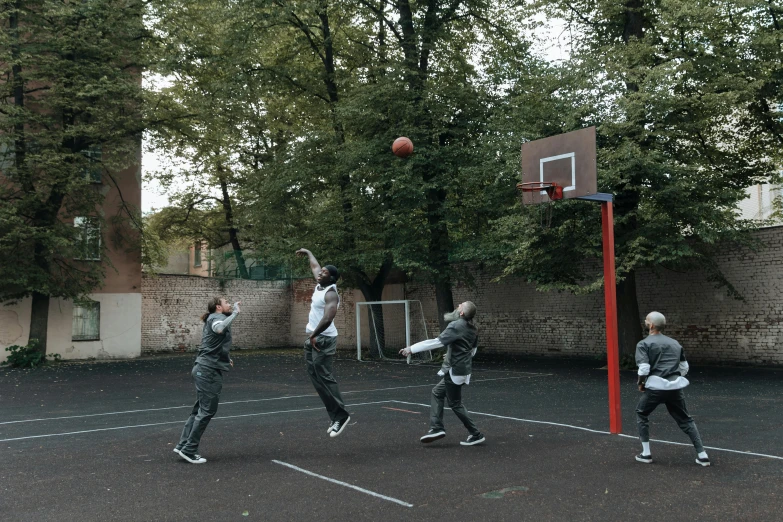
0 401 391 443
391 400 783 462
271 460 413 508
2 397 782 462
0 375 548 426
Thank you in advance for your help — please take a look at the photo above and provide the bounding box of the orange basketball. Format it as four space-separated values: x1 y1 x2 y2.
392 137 414 158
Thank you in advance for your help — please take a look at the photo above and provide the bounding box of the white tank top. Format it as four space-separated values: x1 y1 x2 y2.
306 284 339 337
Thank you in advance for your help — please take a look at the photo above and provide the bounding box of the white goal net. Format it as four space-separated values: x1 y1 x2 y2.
355 300 434 363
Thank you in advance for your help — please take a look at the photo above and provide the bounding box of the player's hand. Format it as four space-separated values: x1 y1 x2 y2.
296 248 311 257
233 301 241 314
638 384 645 392
310 336 320 352
399 347 411 357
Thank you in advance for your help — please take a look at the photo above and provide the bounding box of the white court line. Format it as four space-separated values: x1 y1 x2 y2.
391 401 783 462
0 375 547 426
272 460 413 508
0 401 392 443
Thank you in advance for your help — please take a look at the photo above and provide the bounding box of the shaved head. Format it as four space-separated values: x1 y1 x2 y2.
646 311 666 331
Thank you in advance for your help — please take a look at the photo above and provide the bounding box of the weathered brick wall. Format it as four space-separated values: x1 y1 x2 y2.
143 226 783 365
635 226 783 365
142 275 291 352
406 272 606 358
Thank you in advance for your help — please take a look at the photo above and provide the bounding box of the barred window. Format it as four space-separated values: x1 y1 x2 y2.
81 146 102 183
72 301 100 341
194 241 202 267
74 217 101 260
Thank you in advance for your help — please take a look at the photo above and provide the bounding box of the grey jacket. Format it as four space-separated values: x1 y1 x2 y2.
437 318 478 377
195 313 233 372
635 333 686 379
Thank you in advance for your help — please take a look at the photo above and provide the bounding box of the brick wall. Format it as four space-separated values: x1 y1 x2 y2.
635 226 783 365
143 226 783 365
142 275 291 352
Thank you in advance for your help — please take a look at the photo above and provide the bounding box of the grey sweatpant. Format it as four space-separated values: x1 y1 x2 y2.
178 363 223 455
430 373 480 436
304 335 349 423
636 388 705 453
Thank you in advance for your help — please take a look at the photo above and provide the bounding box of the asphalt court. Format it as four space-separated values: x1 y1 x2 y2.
1 352 781 521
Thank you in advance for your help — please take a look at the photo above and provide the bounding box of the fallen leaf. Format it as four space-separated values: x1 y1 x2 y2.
242 511 249 516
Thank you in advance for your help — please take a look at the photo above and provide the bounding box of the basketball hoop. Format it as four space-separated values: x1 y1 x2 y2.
516 181 563 229
516 181 564 201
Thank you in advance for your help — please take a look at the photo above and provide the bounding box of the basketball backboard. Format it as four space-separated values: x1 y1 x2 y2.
520 127 597 204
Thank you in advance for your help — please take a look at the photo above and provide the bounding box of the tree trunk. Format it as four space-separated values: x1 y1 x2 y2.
435 279 455 332
218 171 249 279
357 259 393 357
28 292 50 354
616 269 642 358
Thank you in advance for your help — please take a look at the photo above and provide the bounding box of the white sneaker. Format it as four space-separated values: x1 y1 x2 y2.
327 422 336 434
329 416 351 438
420 429 446 443
179 452 207 464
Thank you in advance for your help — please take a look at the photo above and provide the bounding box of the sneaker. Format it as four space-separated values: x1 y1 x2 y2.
179 452 207 464
420 429 446 443
635 453 653 464
327 422 335 434
329 416 351 438
460 433 485 446
173 446 183 455
695 457 711 467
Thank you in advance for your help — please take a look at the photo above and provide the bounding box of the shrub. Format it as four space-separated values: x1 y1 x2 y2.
2 340 61 369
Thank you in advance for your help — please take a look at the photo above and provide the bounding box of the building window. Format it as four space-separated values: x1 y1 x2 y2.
74 217 101 260
72 301 100 341
81 146 102 183
194 241 202 267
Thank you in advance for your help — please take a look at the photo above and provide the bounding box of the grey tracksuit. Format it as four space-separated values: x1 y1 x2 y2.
178 313 233 455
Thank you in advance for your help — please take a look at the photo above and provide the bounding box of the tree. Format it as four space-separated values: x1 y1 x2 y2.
0 0 146 353
492 0 783 356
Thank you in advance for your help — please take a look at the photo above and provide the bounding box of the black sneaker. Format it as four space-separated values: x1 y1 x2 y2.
420 429 446 443
179 452 207 464
329 416 351 438
695 456 711 467
173 446 183 455
327 422 335 434
635 453 653 464
460 433 485 446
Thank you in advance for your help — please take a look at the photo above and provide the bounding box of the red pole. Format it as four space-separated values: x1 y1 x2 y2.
602 201 622 434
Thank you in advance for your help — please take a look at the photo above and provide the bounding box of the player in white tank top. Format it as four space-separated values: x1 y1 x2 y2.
296 248 351 438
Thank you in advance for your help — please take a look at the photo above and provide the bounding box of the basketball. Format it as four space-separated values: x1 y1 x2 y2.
392 137 414 158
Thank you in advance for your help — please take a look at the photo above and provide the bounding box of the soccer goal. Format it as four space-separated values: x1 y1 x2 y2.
356 300 434 363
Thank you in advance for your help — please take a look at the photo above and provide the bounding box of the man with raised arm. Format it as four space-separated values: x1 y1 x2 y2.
635 311 710 466
296 248 350 438
175 296 240 464
400 301 485 446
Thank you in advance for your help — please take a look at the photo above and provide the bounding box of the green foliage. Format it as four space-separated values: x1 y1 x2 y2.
2 340 60 368
0 0 147 302
489 0 782 293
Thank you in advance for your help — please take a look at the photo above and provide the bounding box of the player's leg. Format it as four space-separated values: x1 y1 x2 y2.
180 364 222 463
311 336 350 437
443 375 483 445
304 337 335 427
421 378 447 443
664 389 709 466
175 398 200 454
635 389 664 463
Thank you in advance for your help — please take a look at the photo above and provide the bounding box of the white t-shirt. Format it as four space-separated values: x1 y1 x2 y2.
306 284 339 337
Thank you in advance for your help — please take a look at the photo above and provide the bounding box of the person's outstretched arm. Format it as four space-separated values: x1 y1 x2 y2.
212 302 241 334
399 338 444 357
296 248 321 280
